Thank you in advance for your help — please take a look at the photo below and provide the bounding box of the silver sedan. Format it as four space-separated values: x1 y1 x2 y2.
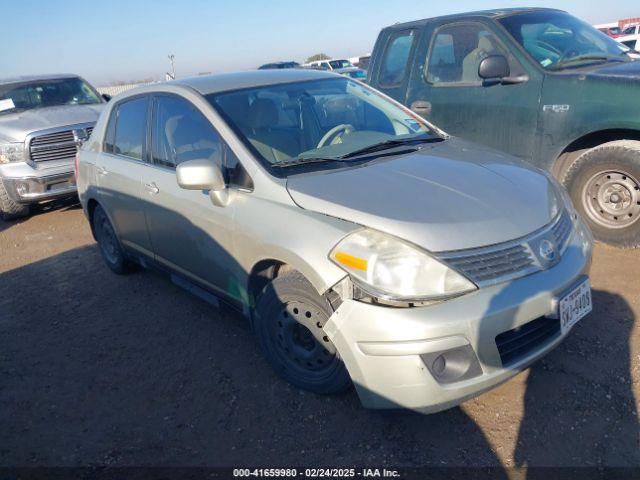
77 69 593 412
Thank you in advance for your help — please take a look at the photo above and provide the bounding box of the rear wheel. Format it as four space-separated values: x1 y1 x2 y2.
563 140 640 248
92 205 133 274
253 271 352 395
0 180 29 221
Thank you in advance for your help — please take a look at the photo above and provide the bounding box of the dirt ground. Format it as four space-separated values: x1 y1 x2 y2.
0 199 638 469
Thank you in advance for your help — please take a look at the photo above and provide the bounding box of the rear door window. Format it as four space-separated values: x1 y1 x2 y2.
378 29 416 86
109 97 148 160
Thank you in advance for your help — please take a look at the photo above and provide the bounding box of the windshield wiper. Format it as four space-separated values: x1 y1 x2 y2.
271 157 346 168
339 135 443 159
550 55 625 70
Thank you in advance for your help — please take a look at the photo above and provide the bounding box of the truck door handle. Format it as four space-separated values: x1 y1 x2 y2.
410 100 432 117
96 166 108 176
144 182 159 195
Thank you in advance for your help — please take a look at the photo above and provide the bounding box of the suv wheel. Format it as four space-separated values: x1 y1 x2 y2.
563 140 640 248
92 205 133 274
0 180 29 221
253 271 352 395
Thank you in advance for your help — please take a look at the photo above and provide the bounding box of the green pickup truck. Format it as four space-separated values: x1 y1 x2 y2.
368 8 640 247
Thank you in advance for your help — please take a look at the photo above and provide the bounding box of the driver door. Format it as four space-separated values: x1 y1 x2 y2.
405 20 543 160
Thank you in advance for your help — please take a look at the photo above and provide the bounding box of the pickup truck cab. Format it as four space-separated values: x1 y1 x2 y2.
368 8 640 247
0 74 104 220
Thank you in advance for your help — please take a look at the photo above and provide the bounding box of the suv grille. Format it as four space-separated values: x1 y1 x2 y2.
29 126 94 162
495 316 560 367
438 210 575 287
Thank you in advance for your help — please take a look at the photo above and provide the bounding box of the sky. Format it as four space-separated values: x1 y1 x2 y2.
1 0 637 86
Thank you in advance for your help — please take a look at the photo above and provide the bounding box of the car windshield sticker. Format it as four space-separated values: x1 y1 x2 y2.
0 98 15 112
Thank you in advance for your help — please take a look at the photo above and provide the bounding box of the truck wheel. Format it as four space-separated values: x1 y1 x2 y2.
253 271 352 395
92 205 133 274
0 180 29 221
563 140 640 248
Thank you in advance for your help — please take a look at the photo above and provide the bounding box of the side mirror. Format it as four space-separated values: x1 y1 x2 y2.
478 54 510 80
101 93 112 102
176 159 234 207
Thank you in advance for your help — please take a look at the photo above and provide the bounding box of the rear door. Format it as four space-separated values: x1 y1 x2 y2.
141 93 237 294
96 95 154 256
404 20 543 160
370 28 420 104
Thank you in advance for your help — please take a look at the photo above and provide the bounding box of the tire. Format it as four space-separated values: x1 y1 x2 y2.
0 180 29 221
92 205 133 274
563 140 640 248
253 271 352 395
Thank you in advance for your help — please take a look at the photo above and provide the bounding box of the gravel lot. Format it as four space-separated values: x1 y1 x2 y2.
1 199 639 469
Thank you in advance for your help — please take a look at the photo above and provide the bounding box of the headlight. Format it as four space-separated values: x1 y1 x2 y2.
0 142 25 164
329 229 477 301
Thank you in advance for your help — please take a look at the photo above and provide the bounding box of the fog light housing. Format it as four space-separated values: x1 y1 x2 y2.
421 345 482 384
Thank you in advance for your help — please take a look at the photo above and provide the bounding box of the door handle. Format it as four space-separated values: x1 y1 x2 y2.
96 166 108 176
144 182 159 195
410 100 432 117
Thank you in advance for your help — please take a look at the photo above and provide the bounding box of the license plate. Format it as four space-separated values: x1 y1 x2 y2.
559 278 592 335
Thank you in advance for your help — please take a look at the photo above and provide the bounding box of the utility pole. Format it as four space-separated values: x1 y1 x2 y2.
167 54 176 80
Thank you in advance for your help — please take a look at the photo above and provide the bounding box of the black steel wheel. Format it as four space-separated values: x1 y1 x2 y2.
253 271 352 394
92 205 132 274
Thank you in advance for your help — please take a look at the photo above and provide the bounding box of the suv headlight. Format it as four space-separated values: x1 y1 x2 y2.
329 229 477 301
0 142 25 164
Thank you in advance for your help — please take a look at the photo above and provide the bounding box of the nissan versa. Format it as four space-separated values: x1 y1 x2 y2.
77 69 593 412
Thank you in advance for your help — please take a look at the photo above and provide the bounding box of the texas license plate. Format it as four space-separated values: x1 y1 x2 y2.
559 278 592 335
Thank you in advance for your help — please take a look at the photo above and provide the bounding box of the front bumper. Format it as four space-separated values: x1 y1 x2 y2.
0 162 76 204
324 218 593 412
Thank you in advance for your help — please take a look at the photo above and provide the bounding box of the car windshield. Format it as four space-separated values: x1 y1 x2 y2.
209 77 437 170
329 60 352 69
0 77 102 116
499 11 631 70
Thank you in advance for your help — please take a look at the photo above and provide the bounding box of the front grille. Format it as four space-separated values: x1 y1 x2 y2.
552 209 573 252
444 244 535 284
438 209 575 287
495 316 560 367
28 125 94 162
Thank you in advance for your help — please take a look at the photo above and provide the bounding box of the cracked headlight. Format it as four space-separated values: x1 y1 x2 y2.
329 229 477 302
0 142 25 164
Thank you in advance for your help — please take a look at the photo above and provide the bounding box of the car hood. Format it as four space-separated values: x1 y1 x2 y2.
286 140 559 252
0 103 104 142
584 59 640 80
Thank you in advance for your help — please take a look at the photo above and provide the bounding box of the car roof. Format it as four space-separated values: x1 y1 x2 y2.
384 7 566 30
169 69 339 95
0 74 81 86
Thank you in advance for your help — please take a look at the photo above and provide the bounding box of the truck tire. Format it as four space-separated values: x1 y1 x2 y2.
563 140 640 248
253 271 352 395
92 205 134 274
0 180 29 221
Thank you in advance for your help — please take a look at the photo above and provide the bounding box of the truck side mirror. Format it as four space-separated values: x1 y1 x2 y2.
478 55 510 80
101 94 112 102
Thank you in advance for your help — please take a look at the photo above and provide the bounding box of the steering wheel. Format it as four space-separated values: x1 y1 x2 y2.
317 124 355 148
534 40 562 56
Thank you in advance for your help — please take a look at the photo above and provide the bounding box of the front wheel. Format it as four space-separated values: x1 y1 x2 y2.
253 271 352 395
563 140 640 248
0 180 29 221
